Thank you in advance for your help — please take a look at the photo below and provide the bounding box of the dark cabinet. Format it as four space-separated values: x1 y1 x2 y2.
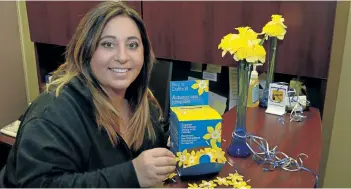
26 1 336 79
142 1 336 79
26 1 141 46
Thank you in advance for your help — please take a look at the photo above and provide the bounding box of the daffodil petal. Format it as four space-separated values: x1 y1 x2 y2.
191 83 199 89
222 50 227 57
203 133 211 140
210 139 218 148
215 122 222 131
207 126 214 133
198 88 204 95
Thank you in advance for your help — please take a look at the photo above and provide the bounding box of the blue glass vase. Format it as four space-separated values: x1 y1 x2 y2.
260 37 278 108
227 61 252 158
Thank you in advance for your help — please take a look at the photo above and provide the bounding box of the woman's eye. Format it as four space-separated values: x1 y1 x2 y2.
127 42 139 49
101 41 114 49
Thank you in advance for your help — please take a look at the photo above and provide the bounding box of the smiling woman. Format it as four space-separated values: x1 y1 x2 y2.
0 1 176 188
91 16 145 104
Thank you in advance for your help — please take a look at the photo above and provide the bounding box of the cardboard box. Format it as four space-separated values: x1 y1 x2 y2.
169 80 225 176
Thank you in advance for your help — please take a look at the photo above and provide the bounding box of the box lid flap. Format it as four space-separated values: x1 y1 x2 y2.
171 105 221 121
170 80 209 107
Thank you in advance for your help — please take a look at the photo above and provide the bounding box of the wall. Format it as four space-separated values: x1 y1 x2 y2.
321 1 351 187
0 0 350 185
0 1 29 127
16 1 39 103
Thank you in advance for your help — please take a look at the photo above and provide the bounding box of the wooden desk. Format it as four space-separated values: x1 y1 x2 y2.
165 107 322 188
0 133 15 146
0 108 322 187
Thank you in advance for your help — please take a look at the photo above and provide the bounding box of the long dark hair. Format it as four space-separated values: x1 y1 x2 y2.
46 1 160 150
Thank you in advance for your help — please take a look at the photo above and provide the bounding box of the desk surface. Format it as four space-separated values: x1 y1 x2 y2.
0 132 15 146
0 107 322 188
164 107 322 188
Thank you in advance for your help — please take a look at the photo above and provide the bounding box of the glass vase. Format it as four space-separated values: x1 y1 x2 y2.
259 37 278 108
227 61 252 158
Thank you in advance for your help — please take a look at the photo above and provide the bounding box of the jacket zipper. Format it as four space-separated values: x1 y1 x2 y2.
116 133 134 159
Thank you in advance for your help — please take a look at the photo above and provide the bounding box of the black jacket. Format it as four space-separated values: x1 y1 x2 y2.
0 77 169 187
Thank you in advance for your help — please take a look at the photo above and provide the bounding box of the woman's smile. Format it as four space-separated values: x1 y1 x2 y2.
108 67 131 77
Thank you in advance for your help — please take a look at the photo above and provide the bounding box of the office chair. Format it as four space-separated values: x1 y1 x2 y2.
148 59 173 142
149 59 173 121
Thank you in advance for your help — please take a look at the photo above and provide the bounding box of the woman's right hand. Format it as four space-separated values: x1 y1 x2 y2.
132 148 176 187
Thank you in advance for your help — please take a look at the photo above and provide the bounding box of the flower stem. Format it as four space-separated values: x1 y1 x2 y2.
266 37 278 86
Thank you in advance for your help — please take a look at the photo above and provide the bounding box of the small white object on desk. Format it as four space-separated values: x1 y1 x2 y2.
0 120 21 138
202 71 217 82
190 63 202 72
209 91 227 115
265 83 288 116
188 76 200 81
205 64 222 73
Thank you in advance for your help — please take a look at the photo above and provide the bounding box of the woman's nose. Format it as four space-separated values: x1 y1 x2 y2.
114 45 128 64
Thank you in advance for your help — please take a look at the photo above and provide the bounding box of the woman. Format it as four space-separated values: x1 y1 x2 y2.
0 1 176 188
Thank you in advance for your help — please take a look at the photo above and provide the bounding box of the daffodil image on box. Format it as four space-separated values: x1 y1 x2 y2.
203 122 222 148
191 80 209 96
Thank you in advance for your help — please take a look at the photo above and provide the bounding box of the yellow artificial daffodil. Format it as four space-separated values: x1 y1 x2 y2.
186 150 200 167
213 177 229 186
262 14 287 40
191 80 209 96
213 147 227 163
218 33 237 57
227 172 244 183
176 149 190 167
218 26 266 64
199 180 217 189
236 26 258 40
203 122 222 148
186 171 251 189
232 181 251 189
196 149 205 157
188 183 200 189
163 173 177 181
199 148 217 163
220 27 257 56
245 40 266 63
163 172 177 181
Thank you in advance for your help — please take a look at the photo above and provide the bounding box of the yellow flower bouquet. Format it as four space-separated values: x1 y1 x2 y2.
218 26 266 64
217 14 286 158
218 26 266 158
259 15 287 107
